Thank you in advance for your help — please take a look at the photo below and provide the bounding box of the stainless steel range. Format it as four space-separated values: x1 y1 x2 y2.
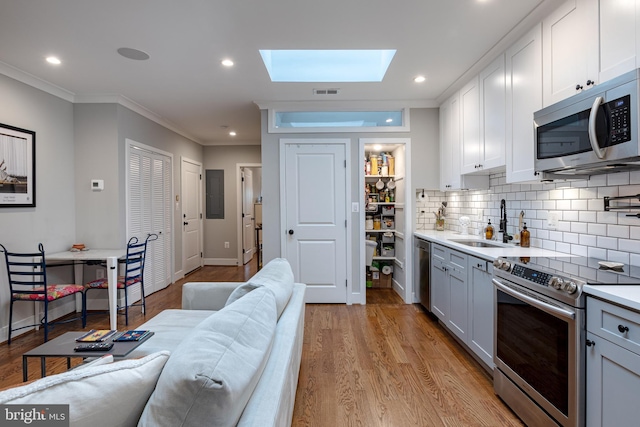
492 256 640 427
492 256 587 427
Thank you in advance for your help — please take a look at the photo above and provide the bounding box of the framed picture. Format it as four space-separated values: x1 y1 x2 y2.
0 123 35 207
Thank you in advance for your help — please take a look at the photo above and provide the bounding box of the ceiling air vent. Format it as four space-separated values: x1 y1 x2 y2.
313 88 340 95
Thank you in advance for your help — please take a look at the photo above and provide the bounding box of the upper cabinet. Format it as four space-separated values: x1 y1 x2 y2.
506 24 543 183
543 0 599 106
439 92 489 191
460 55 506 175
599 0 640 82
440 92 462 191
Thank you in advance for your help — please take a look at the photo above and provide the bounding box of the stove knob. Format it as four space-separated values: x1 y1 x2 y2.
550 277 564 290
492 259 502 269
562 281 578 294
500 261 511 271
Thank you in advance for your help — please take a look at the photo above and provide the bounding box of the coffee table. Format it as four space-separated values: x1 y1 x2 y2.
22 331 154 381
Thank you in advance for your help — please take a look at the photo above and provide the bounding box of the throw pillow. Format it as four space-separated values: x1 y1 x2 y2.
139 286 277 427
226 257 294 319
0 351 170 427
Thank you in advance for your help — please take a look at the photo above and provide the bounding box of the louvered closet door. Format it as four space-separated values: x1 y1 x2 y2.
128 146 172 297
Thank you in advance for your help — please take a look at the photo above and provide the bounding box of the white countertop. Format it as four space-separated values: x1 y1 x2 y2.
413 230 569 260
583 285 640 312
414 229 640 312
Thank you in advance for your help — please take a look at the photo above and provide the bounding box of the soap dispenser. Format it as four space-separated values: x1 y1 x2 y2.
484 219 494 240
520 222 530 248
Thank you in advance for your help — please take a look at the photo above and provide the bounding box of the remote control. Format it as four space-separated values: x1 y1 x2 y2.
74 342 114 352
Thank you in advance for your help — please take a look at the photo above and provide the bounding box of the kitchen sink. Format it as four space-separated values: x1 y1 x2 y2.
449 239 507 248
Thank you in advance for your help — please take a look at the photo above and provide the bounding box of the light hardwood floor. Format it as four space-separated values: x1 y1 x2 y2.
0 259 523 426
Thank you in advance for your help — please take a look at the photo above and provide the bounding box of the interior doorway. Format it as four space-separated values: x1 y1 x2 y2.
237 164 262 266
181 157 203 275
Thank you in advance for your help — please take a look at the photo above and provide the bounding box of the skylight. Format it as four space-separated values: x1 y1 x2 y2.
259 49 396 82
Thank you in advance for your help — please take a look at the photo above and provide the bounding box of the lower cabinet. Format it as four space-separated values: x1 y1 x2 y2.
430 244 493 371
586 296 640 427
469 256 494 369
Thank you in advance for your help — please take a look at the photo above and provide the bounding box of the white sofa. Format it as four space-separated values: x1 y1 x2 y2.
0 258 306 427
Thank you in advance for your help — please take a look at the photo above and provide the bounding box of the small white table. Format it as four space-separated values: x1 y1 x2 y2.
47 249 126 330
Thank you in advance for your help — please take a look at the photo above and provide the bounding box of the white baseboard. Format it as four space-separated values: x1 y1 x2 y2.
174 269 184 282
204 258 239 266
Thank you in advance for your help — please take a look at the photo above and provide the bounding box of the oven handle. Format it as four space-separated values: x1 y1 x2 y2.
492 278 576 321
588 96 607 159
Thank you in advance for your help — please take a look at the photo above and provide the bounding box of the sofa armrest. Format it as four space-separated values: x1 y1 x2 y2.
181 282 244 311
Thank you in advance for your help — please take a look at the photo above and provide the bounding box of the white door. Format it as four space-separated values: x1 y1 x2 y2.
127 143 172 296
241 168 254 264
182 158 202 274
283 142 347 303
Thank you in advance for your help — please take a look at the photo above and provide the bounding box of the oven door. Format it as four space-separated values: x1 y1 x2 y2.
493 278 585 427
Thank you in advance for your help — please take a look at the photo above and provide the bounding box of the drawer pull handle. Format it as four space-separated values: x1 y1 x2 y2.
618 325 629 334
586 339 595 347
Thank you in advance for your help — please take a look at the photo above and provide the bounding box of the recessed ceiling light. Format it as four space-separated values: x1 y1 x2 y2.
229 131 237 136
46 56 61 65
373 145 382 151
414 75 426 83
221 59 234 67
117 47 150 61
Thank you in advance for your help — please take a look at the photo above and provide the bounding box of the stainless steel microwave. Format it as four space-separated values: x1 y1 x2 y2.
534 69 640 178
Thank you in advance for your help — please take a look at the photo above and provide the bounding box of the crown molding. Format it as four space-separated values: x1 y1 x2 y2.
0 60 203 145
0 60 75 102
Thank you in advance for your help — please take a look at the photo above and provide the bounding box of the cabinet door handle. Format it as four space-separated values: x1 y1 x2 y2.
618 325 629 334
576 84 583 91
586 339 595 347
586 79 595 86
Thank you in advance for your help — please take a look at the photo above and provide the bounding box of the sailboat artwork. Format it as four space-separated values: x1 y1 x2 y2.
0 123 35 207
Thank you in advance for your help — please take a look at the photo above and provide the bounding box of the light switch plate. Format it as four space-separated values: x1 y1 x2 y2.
352 202 359 213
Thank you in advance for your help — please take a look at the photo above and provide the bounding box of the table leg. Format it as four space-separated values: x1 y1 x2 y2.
107 256 118 330
41 357 46 378
74 262 84 312
23 356 28 382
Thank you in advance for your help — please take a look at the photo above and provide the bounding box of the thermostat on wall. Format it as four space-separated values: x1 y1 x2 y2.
91 179 104 191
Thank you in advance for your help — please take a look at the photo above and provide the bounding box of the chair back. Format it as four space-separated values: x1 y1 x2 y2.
123 234 158 285
0 243 47 298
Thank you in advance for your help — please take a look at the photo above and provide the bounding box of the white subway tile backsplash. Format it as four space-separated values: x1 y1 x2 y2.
607 251 629 265
416 171 639 263
597 236 618 250
607 224 629 239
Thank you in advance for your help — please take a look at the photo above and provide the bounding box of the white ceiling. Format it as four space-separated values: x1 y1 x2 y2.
0 0 555 145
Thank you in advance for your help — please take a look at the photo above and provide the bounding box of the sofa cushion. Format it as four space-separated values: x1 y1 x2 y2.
226 257 294 319
139 286 278 427
0 351 169 427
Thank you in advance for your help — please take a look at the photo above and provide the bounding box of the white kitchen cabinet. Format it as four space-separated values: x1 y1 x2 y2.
586 297 640 427
599 0 640 82
460 77 481 174
505 23 543 184
542 0 599 106
429 244 468 342
430 244 449 321
439 93 461 192
469 256 494 369
478 54 506 173
439 91 488 191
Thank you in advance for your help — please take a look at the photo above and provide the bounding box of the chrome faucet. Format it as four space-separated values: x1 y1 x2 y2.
499 199 512 244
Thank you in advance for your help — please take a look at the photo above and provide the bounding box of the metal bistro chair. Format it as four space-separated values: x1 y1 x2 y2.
0 243 86 344
83 234 157 325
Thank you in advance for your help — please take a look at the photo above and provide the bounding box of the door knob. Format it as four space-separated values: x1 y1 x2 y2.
586 339 595 347
183 222 189 226
288 229 294 235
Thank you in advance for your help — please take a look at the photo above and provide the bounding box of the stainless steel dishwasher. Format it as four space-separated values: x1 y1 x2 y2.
414 238 431 311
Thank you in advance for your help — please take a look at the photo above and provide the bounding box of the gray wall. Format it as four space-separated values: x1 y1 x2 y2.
74 103 204 277
0 74 77 340
260 107 439 300
203 144 261 262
